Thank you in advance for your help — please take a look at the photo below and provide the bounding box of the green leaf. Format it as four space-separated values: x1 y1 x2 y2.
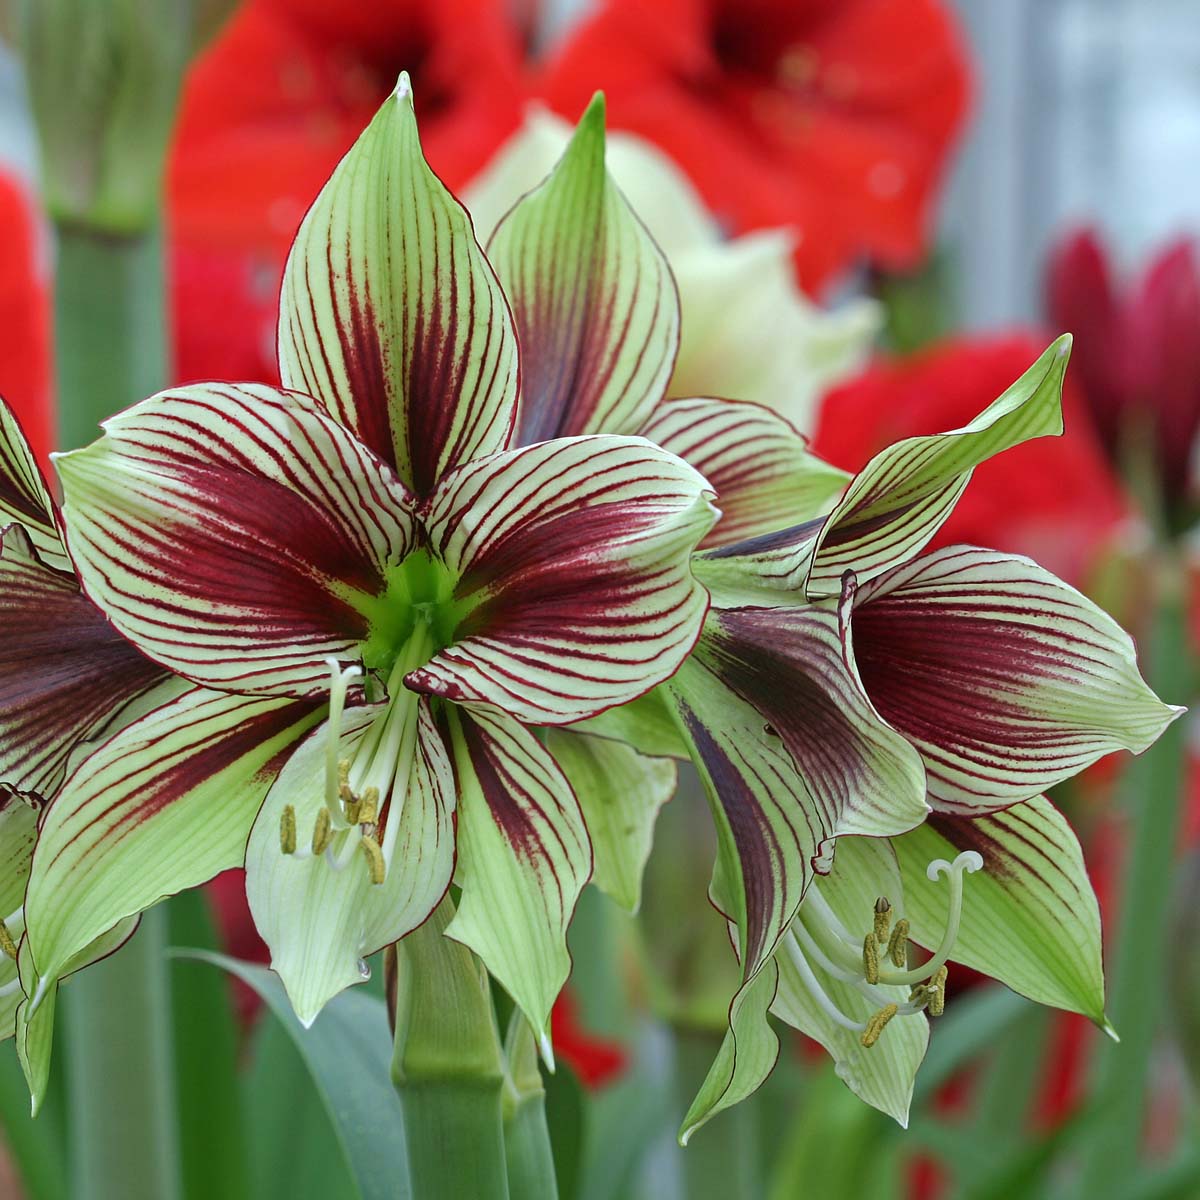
544 730 675 912
892 796 1108 1025
178 950 409 1200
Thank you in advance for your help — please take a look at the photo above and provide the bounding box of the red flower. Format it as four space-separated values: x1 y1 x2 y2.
550 990 627 1088
813 335 1127 586
0 176 53 464
539 0 970 292
1046 229 1200 525
169 0 527 384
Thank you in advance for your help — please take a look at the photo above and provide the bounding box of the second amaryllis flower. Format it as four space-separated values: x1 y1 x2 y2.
24 76 716 1053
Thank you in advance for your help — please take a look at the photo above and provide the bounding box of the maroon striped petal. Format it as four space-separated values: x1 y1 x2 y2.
0 396 69 573
445 705 592 1044
487 95 678 443
409 435 717 724
278 76 519 497
850 546 1183 814
639 397 849 551
55 384 416 697
24 687 323 989
0 524 167 797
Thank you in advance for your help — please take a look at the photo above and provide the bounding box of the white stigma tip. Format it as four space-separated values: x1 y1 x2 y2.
956 851 984 873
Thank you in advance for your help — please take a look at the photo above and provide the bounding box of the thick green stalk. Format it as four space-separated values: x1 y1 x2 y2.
1076 571 1191 1195
392 897 510 1200
55 222 180 1200
673 1026 761 1200
501 1012 558 1200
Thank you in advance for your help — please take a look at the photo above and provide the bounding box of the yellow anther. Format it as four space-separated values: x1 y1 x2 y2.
873 897 892 944
928 965 949 1017
360 835 386 885
280 805 297 855
343 799 361 825
311 807 333 856
357 787 380 826
862 933 879 985
0 919 17 961
887 918 910 968
860 1003 898 1048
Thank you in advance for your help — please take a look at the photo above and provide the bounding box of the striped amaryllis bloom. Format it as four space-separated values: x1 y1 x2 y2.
451 102 1181 1133
23 76 716 1051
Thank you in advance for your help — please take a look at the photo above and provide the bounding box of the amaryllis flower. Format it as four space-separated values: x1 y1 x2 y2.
813 335 1128 586
539 0 970 291
169 0 528 385
1046 229 1200 530
23 79 716 1063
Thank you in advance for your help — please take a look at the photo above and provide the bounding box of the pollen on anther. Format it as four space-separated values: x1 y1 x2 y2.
887 918 909 968
280 805 297 855
357 787 380 826
0 919 16 961
873 897 892 944
928 965 949 1017
311 807 333 856
862 933 879 985
360 835 386 885
860 1003 898 1048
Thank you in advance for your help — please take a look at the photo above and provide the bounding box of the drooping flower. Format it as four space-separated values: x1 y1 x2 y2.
1046 229 1200 530
539 0 971 291
25 80 716 1068
169 0 528 385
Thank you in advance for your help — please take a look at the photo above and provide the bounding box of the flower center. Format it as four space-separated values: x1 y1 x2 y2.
783 851 984 1048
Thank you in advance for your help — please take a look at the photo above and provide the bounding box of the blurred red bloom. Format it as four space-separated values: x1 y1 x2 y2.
540 0 970 292
0 176 53 463
814 334 1127 586
169 0 527 384
1046 230 1200 526
549 990 627 1089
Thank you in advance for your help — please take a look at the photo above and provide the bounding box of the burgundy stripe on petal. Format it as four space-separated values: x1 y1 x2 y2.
56 384 416 697
0 525 167 798
850 546 1182 813
0 398 69 573
411 435 716 724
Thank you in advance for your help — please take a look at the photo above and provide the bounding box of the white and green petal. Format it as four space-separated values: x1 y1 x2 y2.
849 546 1183 813
444 706 592 1052
543 729 675 913
409 435 717 724
892 796 1108 1026
247 696 454 1024
55 383 416 698
278 75 519 497
0 395 69 573
23 687 323 995
639 397 849 550
487 94 678 443
0 524 166 796
0 792 40 1040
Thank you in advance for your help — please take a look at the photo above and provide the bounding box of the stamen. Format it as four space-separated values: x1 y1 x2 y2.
873 897 892 944
280 805 297 855
311 807 333 856
862 933 880 985
782 932 866 1032
927 965 948 1017
357 787 380 827
323 658 362 822
860 1003 898 1048
0 919 17 961
886 918 910 967
360 834 386 885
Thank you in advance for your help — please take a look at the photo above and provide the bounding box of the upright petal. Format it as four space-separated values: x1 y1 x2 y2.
445 706 592 1045
487 94 678 442
0 396 68 573
247 699 454 1025
410 436 717 724
850 546 1183 813
24 687 322 990
0 525 166 797
640 397 849 550
278 75 519 496
55 384 416 697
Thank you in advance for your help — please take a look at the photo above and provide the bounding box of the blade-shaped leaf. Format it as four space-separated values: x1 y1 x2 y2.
278 74 518 497
488 93 678 443
893 796 1107 1024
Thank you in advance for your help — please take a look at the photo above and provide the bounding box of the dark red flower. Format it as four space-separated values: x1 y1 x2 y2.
169 0 528 384
813 335 1127 586
1046 229 1200 525
539 0 970 292
550 989 627 1088
0 176 53 464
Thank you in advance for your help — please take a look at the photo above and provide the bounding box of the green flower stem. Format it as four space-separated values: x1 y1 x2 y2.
501 1014 558 1200
392 897 511 1200
673 1026 761 1200
54 222 180 1200
1076 567 1192 1196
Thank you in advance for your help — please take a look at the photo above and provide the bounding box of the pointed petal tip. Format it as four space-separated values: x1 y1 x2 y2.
538 1029 556 1073
1055 331 1074 357
1102 1017 1120 1043
393 71 413 102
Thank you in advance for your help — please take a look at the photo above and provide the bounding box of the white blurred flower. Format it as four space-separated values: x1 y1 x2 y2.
464 106 879 432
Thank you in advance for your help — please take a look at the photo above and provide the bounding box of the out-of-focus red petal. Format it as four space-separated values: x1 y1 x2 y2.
813 334 1127 585
550 989 627 1088
0 177 53 465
